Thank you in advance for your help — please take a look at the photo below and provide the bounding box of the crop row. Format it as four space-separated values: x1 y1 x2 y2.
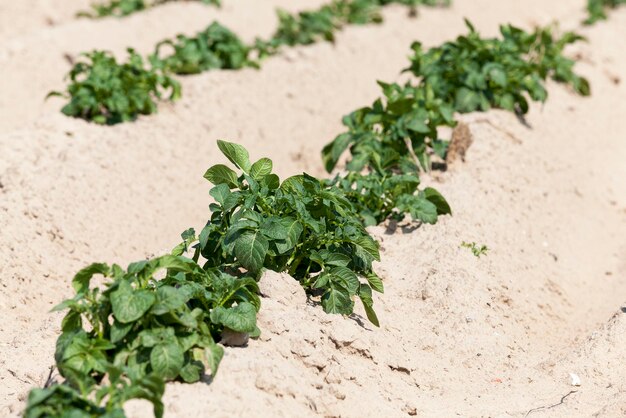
51 0 621 126
78 0 626 24
50 0 451 125
78 0 221 18
25 17 591 416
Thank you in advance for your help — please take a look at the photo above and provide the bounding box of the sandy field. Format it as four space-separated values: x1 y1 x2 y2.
1 0 625 417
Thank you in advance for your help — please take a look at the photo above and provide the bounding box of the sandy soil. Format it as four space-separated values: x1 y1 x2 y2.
1 1 625 417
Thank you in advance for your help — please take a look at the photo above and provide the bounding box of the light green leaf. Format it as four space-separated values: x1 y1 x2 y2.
366 272 384 293
202 343 224 376
204 164 239 188
217 140 252 174
151 286 187 315
110 321 133 343
150 341 184 380
250 158 273 179
210 302 257 333
353 236 380 261
234 231 268 273
209 183 231 206
72 263 110 294
111 281 155 324
410 198 438 224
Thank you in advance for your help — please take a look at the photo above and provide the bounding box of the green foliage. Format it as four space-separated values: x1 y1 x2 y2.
25 255 259 417
584 0 626 24
48 49 180 125
184 140 384 325
78 0 220 18
151 22 258 75
322 21 590 193
25 375 164 418
406 20 590 115
323 81 455 174
461 241 489 258
261 0 450 52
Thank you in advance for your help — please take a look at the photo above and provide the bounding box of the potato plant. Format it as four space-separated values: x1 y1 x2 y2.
184 140 384 325
406 20 590 114
584 0 626 24
150 22 258 75
323 21 590 179
262 0 449 51
49 49 180 125
25 255 259 417
78 0 220 18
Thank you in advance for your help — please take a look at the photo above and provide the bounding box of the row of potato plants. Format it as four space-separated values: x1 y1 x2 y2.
79 0 626 27
26 20 590 418
78 0 221 18
50 0 450 125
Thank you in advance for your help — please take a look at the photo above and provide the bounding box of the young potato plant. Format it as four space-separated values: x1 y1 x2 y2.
405 20 590 115
584 0 626 24
151 22 258 75
78 0 220 18
182 140 384 326
25 374 165 418
323 21 591 181
259 0 450 53
49 49 180 125
25 254 259 417
323 81 456 175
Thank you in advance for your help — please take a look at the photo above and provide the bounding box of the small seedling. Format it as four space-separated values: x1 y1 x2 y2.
461 241 489 258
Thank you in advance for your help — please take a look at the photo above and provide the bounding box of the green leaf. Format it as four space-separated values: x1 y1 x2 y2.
202 343 224 376
179 362 202 383
410 198 438 224
151 286 188 315
250 158 273 179
110 321 133 343
366 272 384 293
274 218 303 254
353 236 380 261
209 183 231 206
204 164 239 188
210 302 257 333
424 187 452 215
217 140 252 173
330 267 360 295
150 341 184 380
321 287 353 315
111 281 156 324
72 263 110 294
234 231 269 273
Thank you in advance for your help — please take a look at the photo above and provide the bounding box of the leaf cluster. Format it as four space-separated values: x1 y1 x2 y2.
405 20 590 115
189 140 384 325
584 0 626 24
322 21 590 202
25 374 164 418
78 0 220 18
49 49 180 125
260 0 449 52
151 22 258 75
26 255 259 417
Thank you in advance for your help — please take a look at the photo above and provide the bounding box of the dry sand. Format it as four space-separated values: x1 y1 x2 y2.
1 1 625 417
